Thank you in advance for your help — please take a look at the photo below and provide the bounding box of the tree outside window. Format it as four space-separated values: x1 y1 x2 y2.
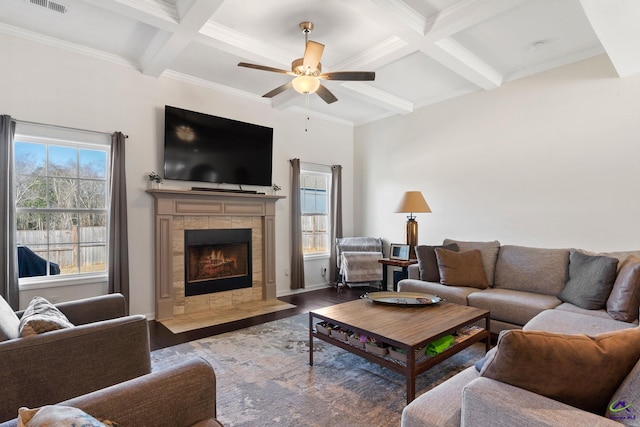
14 137 109 279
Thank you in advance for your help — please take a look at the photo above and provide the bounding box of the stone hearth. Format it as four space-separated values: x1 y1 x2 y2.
147 189 284 321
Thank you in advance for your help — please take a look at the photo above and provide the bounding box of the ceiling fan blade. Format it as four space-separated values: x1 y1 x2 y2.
263 82 293 98
316 84 338 104
303 41 324 70
320 71 375 81
238 62 293 75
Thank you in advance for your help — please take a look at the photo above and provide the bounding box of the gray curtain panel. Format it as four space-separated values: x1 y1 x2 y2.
290 158 305 289
108 132 130 313
0 115 19 309
329 164 343 284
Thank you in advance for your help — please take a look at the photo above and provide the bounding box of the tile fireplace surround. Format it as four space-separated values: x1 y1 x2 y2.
147 189 284 321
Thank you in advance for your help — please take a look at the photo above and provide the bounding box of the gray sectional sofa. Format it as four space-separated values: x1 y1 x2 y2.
398 239 640 426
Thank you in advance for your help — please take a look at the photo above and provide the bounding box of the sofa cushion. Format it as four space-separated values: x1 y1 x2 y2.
467 288 561 326
443 239 500 286
397 279 479 306
493 245 569 296
480 328 640 414
435 249 489 289
415 243 458 282
558 250 618 310
524 309 635 335
607 255 640 322
19 296 74 337
554 302 615 321
606 358 640 424
0 296 20 341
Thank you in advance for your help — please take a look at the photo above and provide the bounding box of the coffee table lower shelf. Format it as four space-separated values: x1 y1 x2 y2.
308 302 490 404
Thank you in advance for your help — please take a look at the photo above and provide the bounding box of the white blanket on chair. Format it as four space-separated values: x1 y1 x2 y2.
340 251 383 283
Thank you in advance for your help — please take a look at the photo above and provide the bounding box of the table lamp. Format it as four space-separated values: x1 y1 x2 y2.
395 191 431 259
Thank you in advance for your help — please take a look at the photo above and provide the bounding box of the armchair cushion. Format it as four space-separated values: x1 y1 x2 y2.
18 297 74 337
558 250 618 310
480 328 640 414
0 297 19 342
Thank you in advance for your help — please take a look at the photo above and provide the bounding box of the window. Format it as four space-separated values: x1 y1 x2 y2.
13 123 110 285
300 169 330 256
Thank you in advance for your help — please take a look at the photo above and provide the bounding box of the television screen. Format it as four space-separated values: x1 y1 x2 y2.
163 106 273 186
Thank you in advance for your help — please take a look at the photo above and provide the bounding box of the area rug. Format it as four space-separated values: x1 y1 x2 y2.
159 300 296 334
151 313 485 427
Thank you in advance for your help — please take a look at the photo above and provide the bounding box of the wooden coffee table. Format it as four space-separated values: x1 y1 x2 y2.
309 298 490 403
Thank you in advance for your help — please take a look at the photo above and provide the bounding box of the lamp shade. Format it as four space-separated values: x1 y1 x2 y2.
395 191 431 214
292 75 320 94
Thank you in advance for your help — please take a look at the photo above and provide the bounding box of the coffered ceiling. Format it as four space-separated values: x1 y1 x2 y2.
1 0 639 125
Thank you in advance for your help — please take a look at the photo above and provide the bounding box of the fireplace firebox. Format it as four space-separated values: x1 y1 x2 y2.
184 228 252 296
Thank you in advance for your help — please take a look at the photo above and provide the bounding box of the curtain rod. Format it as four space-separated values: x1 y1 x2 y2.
291 159 330 168
15 119 128 138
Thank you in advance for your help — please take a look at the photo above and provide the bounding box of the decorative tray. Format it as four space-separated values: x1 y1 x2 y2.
362 291 442 306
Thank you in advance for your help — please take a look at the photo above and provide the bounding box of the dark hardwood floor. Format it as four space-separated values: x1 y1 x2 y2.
149 285 379 351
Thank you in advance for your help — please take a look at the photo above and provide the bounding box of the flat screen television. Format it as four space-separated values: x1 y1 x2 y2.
163 105 273 186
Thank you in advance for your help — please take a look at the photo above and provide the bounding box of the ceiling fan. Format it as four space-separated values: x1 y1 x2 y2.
238 22 375 104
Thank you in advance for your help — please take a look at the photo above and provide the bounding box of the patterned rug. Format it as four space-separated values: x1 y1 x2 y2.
151 313 484 427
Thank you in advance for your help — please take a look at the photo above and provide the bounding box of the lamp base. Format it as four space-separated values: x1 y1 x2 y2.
405 217 418 259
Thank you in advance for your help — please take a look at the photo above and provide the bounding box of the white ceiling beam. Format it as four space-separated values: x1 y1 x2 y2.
370 0 427 35
580 0 640 78
425 37 502 90
340 82 414 114
423 0 527 42
81 0 179 31
332 36 414 71
197 22 294 68
140 0 225 77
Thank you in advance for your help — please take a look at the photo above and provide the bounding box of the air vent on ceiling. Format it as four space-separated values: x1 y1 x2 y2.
26 0 68 14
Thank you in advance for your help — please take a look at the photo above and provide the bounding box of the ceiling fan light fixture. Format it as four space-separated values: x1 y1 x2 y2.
292 75 320 94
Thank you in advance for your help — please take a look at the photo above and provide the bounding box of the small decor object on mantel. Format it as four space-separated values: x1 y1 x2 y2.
271 183 281 195
147 171 163 189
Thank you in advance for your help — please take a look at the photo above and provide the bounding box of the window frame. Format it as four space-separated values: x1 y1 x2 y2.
13 122 111 289
300 164 331 260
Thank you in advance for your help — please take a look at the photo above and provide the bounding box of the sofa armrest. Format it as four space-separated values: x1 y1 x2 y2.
59 357 218 427
408 264 420 279
461 377 619 427
0 358 219 427
15 294 128 325
0 315 151 423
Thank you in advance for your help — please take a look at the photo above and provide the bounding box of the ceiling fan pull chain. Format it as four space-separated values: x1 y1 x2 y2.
305 93 310 132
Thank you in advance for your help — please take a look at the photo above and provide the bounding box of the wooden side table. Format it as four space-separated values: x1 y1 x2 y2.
378 258 418 291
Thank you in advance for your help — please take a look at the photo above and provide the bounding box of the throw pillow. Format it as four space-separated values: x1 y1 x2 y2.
558 250 619 310
443 239 500 286
415 243 459 282
0 295 20 341
434 248 489 289
18 405 118 427
607 255 640 322
19 296 74 337
480 328 640 414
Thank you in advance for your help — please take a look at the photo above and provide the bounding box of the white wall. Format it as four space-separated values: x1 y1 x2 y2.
355 55 640 253
0 33 354 316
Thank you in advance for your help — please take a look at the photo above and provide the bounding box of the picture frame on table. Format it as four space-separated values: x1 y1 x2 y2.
389 243 410 261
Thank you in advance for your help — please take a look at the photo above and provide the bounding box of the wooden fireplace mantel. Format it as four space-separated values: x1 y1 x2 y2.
147 188 285 321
